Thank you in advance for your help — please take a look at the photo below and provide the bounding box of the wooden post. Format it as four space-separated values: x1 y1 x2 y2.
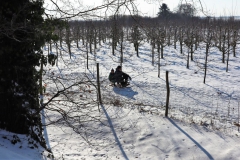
86 42 89 69
120 42 123 66
158 50 160 77
238 102 239 132
55 42 58 67
97 63 102 105
152 44 154 66
165 71 170 117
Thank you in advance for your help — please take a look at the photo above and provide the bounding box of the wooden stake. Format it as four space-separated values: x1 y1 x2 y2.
165 71 170 117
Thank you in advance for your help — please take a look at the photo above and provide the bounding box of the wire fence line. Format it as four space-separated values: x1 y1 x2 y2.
101 77 240 134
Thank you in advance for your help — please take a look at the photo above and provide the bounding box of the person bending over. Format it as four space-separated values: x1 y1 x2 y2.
114 66 131 87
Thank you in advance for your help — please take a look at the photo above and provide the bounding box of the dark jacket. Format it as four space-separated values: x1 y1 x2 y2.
108 72 115 82
113 69 130 83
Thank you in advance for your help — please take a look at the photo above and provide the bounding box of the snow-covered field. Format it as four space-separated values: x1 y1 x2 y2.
0 129 49 160
1 39 240 159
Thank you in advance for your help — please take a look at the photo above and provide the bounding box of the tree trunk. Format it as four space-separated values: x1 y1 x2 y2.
68 43 71 59
121 42 123 65
112 41 115 55
86 42 89 69
152 44 154 66
180 41 183 54
157 43 160 53
161 44 164 59
222 36 225 63
174 29 177 49
190 44 194 61
158 51 160 77
187 48 190 69
136 43 139 57
89 39 92 54
56 42 58 66
233 45 236 57
226 29 230 72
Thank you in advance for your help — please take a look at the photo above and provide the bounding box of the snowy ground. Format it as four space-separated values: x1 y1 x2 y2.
0 129 49 160
1 40 240 159
44 40 240 160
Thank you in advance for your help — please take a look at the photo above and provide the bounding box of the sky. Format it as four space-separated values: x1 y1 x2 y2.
43 0 240 19
80 0 240 17
136 0 240 17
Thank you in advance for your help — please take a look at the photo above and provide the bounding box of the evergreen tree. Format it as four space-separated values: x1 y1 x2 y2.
157 3 171 18
0 0 46 147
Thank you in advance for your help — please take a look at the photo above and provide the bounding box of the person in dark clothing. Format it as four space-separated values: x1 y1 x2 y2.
108 68 116 86
114 66 131 87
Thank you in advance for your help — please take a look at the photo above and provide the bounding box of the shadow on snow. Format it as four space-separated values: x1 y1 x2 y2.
101 104 129 160
167 118 214 160
113 86 138 100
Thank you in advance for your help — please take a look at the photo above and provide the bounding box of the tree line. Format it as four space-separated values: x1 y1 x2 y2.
57 13 240 79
